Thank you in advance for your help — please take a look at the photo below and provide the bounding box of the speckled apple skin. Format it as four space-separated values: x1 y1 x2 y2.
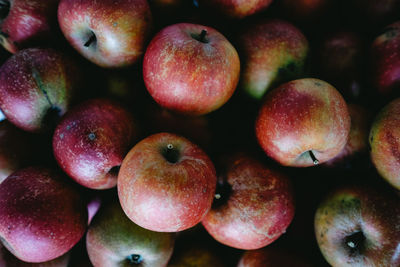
53 99 138 190
202 154 294 250
0 0 59 53
143 23 240 116
58 0 152 68
0 167 87 263
371 21 400 95
118 133 217 232
315 186 400 267
370 98 400 189
86 201 175 267
255 78 350 167
199 0 273 19
0 48 78 132
238 19 308 99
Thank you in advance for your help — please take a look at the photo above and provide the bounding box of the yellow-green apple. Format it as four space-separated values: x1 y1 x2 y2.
197 0 274 19
58 0 152 68
143 23 240 116
202 153 295 250
369 98 400 189
314 185 400 267
0 167 87 263
0 48 79 132
118 132 217 232
168 245 224 267
86 201 175 267
53 98 139 190
0 0 60 53
255 78 351 167
237 19 308 99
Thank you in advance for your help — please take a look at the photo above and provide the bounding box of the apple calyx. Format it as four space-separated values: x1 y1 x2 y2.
344 231 365 255
161 143 180 164
84 31 97 48
0 0 9 20
125 254 143 265
308 150 319 165
191 29 209 43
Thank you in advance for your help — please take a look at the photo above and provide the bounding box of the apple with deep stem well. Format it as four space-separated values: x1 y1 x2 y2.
118 132 217 232
0 167 87 263
143 23 240 116
255 78 350 167
198 0 274 19
53 99 139 190
58 0 152 68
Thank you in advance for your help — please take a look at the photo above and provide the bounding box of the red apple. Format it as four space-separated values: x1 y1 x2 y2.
118 132 217 232
143 23 240 115
86 201 175 267
53 98 139 190
255 78 351 167
198 0 274 19
58 0 153 68
202 153 294 250
0 48 79 132
0 167 87 263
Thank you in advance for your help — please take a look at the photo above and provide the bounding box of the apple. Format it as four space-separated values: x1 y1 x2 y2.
280 0 334 22
58 0 153 68
0 166 87 263
0 48 79 132
369 98 400 190
167 245 224 267
255 78 351 167
86 201 175 267
197 0 274 19
143 23 240 116
0 0 60 53
118 132 217 232
314 185 400 267
202 153 294 250
53 98 139 190
237 19 308 99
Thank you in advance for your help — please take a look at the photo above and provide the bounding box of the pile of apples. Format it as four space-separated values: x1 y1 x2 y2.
0 0 399 266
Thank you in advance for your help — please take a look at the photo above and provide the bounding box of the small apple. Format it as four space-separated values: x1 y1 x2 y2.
118 132 217 232
143 23 240 115
255 78 351 167
197 0 274 19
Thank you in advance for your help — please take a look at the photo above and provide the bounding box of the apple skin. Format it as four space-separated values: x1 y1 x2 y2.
197 0 273 19
255 78 351 167
143 23 240 116
58 0 152 68
0 48 79 132
237 19 308 99
314 185 400 267
167 245 224 267
0 166 88 263
86 201 175 267
369 98 400 189
53 98 139 190
280 0 333 21
202 153 294 250
118 132 217 232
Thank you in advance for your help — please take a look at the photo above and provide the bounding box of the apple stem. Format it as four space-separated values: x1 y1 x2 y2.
199 30 207 43
84 32 96 48
126 254 142 265
309 151 319 165
215 193 221 199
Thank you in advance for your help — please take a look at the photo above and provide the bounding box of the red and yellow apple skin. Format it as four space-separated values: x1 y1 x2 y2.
0 167 87 263
143 23 240 116
0 48 78 132
237 19 308 99
202 153 295 250
371 21 400 95
255 78 350 167
198 0 273 19
58 0 152 68
86 201 175 267
118 132 217 232
53 99 138 190
315 186 400 267
369 98 400 189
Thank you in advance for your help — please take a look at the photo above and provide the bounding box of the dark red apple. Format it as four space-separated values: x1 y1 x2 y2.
118 132 217 232
0 167 87 263
143 23 240 115
198 0 274 19
58 0 153 68
53 98 139 190
280 0 333 21
255 78 351 167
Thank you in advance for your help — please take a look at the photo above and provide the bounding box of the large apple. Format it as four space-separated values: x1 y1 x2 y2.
143 23 240 115
197 0 274 19
202 153 294 250
315 185 400 267
0 48 79 132
53 98 139 190
86 201 175 267
58 0 153 68
0 167 87 263
255 78 351 167
118 132 217 232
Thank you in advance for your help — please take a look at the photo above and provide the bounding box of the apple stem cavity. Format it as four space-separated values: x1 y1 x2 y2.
161 144 180 164
212 180 231 208
191 30 209 43
126 254 143 265
84 31 97 48
0 0 10 19
345 231 365 255
309 150 319 165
